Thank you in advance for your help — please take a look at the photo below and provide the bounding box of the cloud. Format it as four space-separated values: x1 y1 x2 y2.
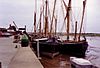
0 0 34 30
0 0 100 33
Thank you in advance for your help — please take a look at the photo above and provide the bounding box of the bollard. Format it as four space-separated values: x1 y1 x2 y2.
37 41 41 59
0 62 1 68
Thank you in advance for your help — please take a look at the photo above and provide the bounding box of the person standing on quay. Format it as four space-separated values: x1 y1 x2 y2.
21 31 29 47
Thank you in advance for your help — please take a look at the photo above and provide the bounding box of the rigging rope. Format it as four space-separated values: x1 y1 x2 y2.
60 0 66 33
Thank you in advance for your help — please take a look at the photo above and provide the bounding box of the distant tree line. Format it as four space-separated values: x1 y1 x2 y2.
55 32 100 37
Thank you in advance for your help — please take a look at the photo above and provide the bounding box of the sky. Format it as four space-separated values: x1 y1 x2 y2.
0 0 100 33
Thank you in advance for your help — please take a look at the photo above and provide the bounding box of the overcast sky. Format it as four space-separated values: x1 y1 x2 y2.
0 0 100 33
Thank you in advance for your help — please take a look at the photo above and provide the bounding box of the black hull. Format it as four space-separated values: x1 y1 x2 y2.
31 41 60 53
31 40 88 58
60 41 88 58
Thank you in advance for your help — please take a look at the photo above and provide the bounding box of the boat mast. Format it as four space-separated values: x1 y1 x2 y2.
62 0 68 12
78 0 87 41
39 9 42 34
34 0 37 33
55 17 57 35
44 0 49 36
41 0 45 36
39 2 44 34
74 21 77 41
66 0 71 41
50 0 57 35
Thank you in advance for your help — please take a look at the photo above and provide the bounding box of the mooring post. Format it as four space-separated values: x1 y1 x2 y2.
37 41 41 59
0 62 1 68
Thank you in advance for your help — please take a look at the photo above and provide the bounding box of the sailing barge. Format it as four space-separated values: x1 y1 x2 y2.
31 0 88 58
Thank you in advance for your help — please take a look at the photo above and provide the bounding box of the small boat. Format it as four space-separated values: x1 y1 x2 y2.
0 28 12 37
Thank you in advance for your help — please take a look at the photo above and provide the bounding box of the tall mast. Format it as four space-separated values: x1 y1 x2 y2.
74 21 77 41
42 0 45 34
50 0 57 35
66 0 71 41
34 12 36 33
44 0 49 36
39 2 44 34
78 0 87 41
62 0 67 11
39 9 43 34
34 0 37 33
55 17 57 35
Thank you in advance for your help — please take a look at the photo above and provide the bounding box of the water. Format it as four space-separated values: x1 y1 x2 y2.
87 37 100 47
86 37 100 68
60 36 100 68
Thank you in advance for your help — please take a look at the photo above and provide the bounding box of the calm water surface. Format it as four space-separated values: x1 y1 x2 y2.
60 36 100 68
86 37 100 68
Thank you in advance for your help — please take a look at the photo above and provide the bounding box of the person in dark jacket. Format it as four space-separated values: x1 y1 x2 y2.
21 31 29 47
